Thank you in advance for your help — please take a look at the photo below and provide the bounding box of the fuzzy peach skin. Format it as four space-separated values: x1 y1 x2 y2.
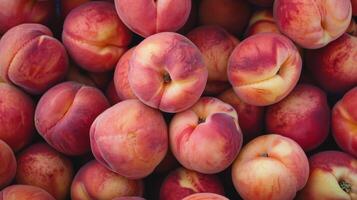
297 151 357 200
106 80 121 105
274 0 352 49
90 99 168 179
62 1 132 72
35 81 110 156
218 88 264 142
247 0 274 7
266 84 330 151
0 83 34 152
129 32 207 113
170 97 242 174
227 33 302 106
0 23 68 94
114 0 191 37
182 193 229 200
0 140 16 189
231 134 309 200
71 160 144 200
15 143 74 200
332 87 357 157
0 185 56 200
245 9 280 37
305 33 357 94
186 26 239 95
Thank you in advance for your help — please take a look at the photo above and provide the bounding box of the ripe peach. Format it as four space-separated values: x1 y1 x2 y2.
245 9 280 37
0 185 55 200
247 0 274 7
106 80 121 105
60 0 90 18
182 193 229 200
353 0 357 16
0 140 16 189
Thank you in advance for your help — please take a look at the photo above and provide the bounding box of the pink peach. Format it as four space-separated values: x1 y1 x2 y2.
0 185 55 200
0 140 16 189
182 193 229 200
245 9 280 37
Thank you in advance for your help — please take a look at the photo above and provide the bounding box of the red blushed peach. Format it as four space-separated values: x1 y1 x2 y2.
106 80 121 105
71 160 144 200
0 140 16 189
232 134 309 200
0 0 55 34
353 0 357 16
60 0 90 18
160 167 224 200
90 99 168 179
247 0 274 7
297 151 356 200
129 32 207 113
62 1 132 72
186 26 239 95
199 0 252 36
35 81 110 156
218 88 264 142
332 87 357 157
170 97 242 174
245 9 280 37
274 0 352 49
15 143 74 200
0 23 68 94
114 0 191 37
0 83 34 152
266 84 330 151
305 33 357 94
182 193 229 200
228 33 302 106
0 185 56 200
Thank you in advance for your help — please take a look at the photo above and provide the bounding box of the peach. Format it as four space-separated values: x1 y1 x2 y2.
35 81 110 156
199 0 252 36
182 193 229 200
218 88 264 142
60 0 90 18
15 143 74 200
353 0 357 16
114 0 191 37
0 140 16 189
332 86 357 157
90 99 168 179
170 97 242 174
274 0 352 49
266 84 330 151
0 23 68 94
106 80 121 105
232 134 309 200
247 0 274 7
0 185 55 200
186 26 239 95
129 32 207 113
71 160 144 200
245 9 280 37
297 151 356 199
305 33 357 94
0 83 34 151
227 33 302 106
62 1 132 72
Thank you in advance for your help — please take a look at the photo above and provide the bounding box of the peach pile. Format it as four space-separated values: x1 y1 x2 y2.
245 9 279 37
0 140 16 189
0 185 56 200
182 193 229 200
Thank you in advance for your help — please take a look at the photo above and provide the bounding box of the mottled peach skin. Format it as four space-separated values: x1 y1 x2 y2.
186 26 239 95
0 83 34 152
0 185 56 200
227 33 302 106
114 0 191 37
71 160 144 200
35 81 110 156
274 0 352 49
0 23 68 94
266 84 330 151
0 140 16 189
129 32 207 113
170 97 242 174
62 1 132 72
106 80 121 105
245 9 280 37
332 87 357 157
182 193 229 200
199 0 252 36
248 0 274 7
297 151 357 200
15 143 74 200
232 134 309 200
160 167 224 200
90 99 168 179
218 89 264 142
305 33 357 94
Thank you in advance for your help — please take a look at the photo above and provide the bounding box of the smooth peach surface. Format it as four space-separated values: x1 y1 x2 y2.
159 167 224 200
0 140 16 189
228 33 302 106
170 97 242 174
245 9 280 37
90 99 168 179
106 80 121 105
129 32 207 113
306 33 357 94
182 193 229 200
0 185 56 200
274 0 352 49
232 134 309 200
35 81 110 156
0 23 68 94
266 84 330 151
71 160 144 200
0 83 34 152
248 0 274 7
114 0 191 37
15 143 74 200
297 151 356 200
62 1 132 72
